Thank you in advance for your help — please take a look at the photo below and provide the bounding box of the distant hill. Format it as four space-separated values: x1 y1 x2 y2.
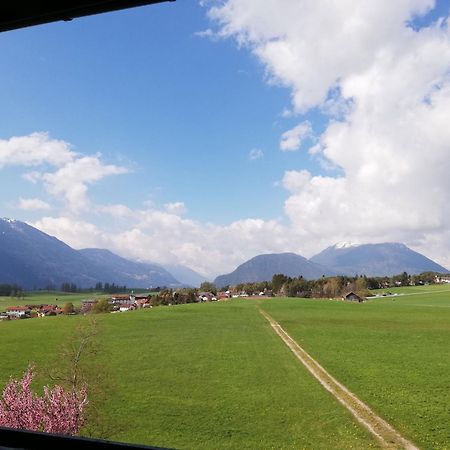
310 242 449 276
163 264 209 287
214 252 333 287
0 218 181 289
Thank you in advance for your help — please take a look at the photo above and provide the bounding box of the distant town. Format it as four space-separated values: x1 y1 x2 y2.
1 271 450 322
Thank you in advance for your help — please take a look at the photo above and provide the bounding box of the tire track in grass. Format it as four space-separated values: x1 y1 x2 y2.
259 308 419 450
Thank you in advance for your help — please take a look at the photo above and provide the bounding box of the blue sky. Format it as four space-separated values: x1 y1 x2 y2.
1 1 449 276
0 1 324 224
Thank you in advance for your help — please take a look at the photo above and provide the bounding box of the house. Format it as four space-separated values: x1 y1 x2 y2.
109 295 134 305
37 305 59 317
198 292 215 302
6 306 31 319
135 297 151 308
0 312 9 321
119 303 135 312
435 275 450 284
81 299 98 313
343 292 364 303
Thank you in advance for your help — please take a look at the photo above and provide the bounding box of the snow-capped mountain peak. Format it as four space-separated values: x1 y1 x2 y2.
333 241 358 249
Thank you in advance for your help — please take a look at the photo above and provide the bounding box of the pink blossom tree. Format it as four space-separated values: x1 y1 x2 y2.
0 366 88 435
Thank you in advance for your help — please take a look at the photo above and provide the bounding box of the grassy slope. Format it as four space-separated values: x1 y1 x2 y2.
261 285 450 450
0 300 378 449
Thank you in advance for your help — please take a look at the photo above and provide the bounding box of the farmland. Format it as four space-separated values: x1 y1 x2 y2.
262 285 450 450
0 285 449 449
0 298 376 449
0 291 103 311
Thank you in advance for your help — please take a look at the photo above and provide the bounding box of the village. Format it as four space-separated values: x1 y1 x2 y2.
0 289 268 321
0 286 372 322
2 271 449 322
3 271 450 322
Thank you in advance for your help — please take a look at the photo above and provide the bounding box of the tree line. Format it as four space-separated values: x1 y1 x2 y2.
214 270 447 298
59 282 129 293
0 284 24 298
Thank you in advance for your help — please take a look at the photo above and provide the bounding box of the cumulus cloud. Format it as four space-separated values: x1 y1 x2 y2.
207 0 435 112
0 132 74 168
248 148 264 160
164 202 187 215
1 132 129 213
282 170 311 193
33 211 293 277
5 3 450 275
33 216 108 249
40 156 128 212
17 198 51 211
100 204 133 218
280 122 312 151
206 0 450 268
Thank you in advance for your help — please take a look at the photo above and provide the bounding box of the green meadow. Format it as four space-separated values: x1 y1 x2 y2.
0 301 377 449
0 291 108 310
1 285 449 449
261 285 450 450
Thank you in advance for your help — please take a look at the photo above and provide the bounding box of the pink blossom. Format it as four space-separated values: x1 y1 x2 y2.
0 366 88 435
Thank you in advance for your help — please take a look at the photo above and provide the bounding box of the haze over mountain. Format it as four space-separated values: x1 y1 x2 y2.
310 243 449 277
0 218 181 289
79 248 180 288
162 264 209 287
214 253 333 287
2 218 448 290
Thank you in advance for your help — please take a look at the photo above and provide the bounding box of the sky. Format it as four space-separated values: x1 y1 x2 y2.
0 0 450 277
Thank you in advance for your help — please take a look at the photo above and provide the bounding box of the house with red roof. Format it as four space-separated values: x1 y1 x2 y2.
6 306 31 319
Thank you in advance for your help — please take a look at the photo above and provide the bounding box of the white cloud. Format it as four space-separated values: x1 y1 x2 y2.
32 216 108 249
40 156 128 212
17 198 51 211
248 148 264 160
0 132 74 168
1 132 129 213
32 210 294 278
280 107 293 118
282 170 311 193
22 171 42 184
164 202 187 215
100 204 133 218
194 28 215 38
279 121 312 151
205 0 450 268
5 2 450 275
207 0 435 112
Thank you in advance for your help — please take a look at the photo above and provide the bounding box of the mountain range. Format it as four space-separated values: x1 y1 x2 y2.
310 242 449 277
214 253 334 286
214 243 449 287
1 218 448 289
0 218 182 289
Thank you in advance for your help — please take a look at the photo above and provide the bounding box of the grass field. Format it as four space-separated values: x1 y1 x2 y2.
0 291 108 311
0 300 378 449
1 285 449 449
260 284 450 450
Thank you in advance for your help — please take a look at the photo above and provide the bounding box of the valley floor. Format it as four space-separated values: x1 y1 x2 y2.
1 284 450 449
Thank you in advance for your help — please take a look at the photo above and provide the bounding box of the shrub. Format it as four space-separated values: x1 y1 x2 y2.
0 366 88 435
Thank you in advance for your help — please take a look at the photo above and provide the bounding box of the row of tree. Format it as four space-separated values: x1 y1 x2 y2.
93 282 129 294
60 282 130 293
152 288 198 306
205 271 446 298
0 284 24 297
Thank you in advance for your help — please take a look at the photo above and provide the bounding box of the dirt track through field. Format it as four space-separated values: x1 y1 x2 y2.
260 309 419 450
